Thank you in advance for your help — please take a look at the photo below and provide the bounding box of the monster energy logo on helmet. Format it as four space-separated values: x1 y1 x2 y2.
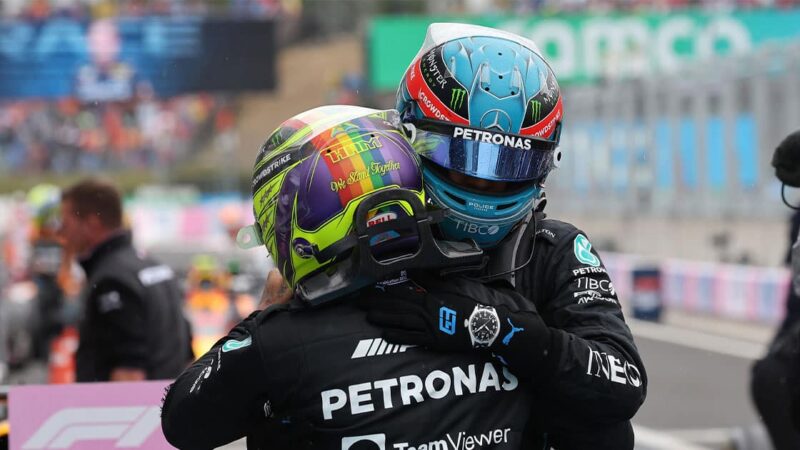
450 88 467 110
529 99 542 122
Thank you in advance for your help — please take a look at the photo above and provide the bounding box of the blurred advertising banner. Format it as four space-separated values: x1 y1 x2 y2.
368 8 800 90
8 381 171 450
604 253 790 324
0 17 277 99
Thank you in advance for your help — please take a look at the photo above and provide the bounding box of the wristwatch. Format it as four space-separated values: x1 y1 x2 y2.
464 304 501 348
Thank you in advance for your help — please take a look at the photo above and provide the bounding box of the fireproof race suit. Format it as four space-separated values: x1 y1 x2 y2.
360 213 647 449
481 214 647 449
160 282 535 450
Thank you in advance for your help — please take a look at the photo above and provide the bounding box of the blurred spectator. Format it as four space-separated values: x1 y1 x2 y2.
8 0 798 21
324 72 366 106
5 0 800 20
25 184 68 363
2 0 285 19
75 19 142 104
751 129 800 450
0 305 8 384
0 95 226 174
59 178 192 382
186 254 228 313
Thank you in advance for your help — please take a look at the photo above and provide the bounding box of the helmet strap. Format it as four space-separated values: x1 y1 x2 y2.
297 188 486 305
474 210 542 285
236 223 264 250
783 184 800 210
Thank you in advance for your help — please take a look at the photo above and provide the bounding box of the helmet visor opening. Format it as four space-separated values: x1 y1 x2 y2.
424 160 537 197
410 117 559 183
364 202 422 261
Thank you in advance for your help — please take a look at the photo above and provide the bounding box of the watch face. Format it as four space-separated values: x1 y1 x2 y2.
469 309 499 343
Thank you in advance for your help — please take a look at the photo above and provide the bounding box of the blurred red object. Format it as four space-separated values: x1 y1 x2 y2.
48 327 78 384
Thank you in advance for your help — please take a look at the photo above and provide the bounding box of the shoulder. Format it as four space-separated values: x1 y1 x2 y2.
535 218 583 247
250 298 358 339
100 247 174 283
249 299 369 367
533 218 612 281
534 217 607 268
86 278 142 313
90 242 139 270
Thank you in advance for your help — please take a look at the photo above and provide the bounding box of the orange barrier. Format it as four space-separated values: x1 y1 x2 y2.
48 327 78 384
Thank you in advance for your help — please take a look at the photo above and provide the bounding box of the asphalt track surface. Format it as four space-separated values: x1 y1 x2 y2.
629 317 772 450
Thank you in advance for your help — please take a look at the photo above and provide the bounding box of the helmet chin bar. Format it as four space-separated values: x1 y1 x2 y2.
297 188 486 306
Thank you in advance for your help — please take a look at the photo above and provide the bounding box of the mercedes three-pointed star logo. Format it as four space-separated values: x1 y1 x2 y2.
479 110 512 132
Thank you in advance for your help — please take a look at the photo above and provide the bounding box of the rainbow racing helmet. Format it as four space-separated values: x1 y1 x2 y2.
397 23 563 247
27 183 61 234
237 106 482 304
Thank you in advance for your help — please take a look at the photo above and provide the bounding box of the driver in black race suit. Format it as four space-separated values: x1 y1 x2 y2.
241 24 647 450
161 106 546 449
360 24 647 449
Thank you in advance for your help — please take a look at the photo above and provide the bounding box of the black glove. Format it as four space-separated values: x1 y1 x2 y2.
361 276 553 379
361 279 474 351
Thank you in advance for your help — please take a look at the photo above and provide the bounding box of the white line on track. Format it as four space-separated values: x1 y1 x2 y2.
634 425 711 450
629 319 767 360
661 427 737 445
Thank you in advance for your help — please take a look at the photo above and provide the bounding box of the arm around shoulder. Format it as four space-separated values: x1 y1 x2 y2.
161 312 273 449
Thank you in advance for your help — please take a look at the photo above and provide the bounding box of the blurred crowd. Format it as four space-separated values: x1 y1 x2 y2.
6 0 799 22
0 0 290 20
518 0 800 12
0 95 236 174
0 183 263 385
431 0 800 13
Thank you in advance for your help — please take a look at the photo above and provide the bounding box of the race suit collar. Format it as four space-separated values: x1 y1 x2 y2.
78 230 132 275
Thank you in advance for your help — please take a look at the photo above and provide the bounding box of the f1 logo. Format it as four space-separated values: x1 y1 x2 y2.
439 306 457 335
342 433 386 450
21 406 160 449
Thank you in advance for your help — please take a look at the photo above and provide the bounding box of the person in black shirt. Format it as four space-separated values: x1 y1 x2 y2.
26 184 68 363
752 129 800 449
161 106 541 449
365 23 645 449
252 24 647 449
59 178 191 382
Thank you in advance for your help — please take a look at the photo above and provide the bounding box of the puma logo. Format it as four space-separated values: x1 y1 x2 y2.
502 318 524 345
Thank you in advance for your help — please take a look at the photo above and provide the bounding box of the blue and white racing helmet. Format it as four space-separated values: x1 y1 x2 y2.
397 23 563 247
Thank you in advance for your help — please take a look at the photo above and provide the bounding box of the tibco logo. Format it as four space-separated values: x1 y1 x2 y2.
22 406 160 449
576 277 615 296
453 220 500 236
